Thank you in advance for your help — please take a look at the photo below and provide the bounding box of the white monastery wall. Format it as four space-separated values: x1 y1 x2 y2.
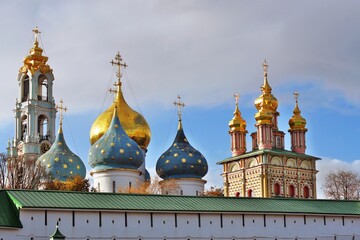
1 209 360 239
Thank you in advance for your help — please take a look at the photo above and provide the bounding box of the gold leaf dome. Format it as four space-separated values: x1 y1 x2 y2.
254 60 278 124
229 94 247 133
89 84 151 149
289 91 307 131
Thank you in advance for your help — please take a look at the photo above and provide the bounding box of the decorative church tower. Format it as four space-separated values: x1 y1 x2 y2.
288 91 307 154
218 61 319 199
229 93 247 156
9 27 56 160
156 96 208 196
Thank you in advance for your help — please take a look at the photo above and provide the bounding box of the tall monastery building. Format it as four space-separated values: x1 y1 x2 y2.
219 61 318 198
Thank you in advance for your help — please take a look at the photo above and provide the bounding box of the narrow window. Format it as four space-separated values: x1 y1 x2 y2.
342 216 345 226
198 213 201 228
323 216 326 225
113 181 116 193
98 182 101 192
99 212 102 227
180 190 183 195
247 189 253 197
303 215 306 225
125 212 128 227
289 185 295 198
263 214 266 227
220 214 223 228
45 210 47 226
150 213 153 227
175 213 177 228
284 215 286 228
129 182 132 189
303 186 309 198
72 211 75 227
242 214 245 226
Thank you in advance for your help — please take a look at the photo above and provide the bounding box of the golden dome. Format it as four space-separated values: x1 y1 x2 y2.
89 83 151 149
254 60 278 124
289 91 307 131
90 52 151 149
229 94 247 133
19 27 52 75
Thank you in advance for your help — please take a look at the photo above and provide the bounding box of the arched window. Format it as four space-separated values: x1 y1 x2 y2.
274 183 280 196
235 192 240 197
37 75 48 102
22 75 29 102
247 189 252 198
304 186 310 199
21 115 28 141
38 115 49 140
289 185 295 198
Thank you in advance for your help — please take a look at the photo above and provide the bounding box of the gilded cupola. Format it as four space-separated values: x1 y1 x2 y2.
37 101 86 181
19 27 52 75
229 93 247 133
89 52 151 149
289 91 307 130
88 106 144 171
156 96 208 180
254 60 278 124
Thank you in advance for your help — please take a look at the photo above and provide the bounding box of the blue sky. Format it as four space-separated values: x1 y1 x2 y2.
0 1 360 198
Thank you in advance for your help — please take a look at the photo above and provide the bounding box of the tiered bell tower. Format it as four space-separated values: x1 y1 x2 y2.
8 27 56 160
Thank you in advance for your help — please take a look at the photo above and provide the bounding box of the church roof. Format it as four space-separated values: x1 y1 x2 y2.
1 189 360 229
217 148 320 165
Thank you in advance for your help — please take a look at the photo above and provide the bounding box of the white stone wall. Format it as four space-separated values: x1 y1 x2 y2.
1 209 360 239
161 178 206 196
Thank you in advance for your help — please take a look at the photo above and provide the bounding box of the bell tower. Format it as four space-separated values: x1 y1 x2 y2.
8 27 56 160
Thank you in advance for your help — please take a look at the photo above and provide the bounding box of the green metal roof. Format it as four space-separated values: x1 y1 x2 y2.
217 148 320 164
0 191 22 228
3 190 360 216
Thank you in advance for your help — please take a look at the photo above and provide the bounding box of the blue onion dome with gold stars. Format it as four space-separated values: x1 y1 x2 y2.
37 125 86 181
156 119 208 180
88 106 144 171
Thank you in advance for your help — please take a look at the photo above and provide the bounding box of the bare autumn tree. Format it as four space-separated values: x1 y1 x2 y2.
0 153 50 189
322 169 360 200
118 176 179 195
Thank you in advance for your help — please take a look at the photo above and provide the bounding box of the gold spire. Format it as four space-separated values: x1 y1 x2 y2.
19 27 52 74
254 60 279 124
56 99 67 133
89 52 151 149
289 91 307 130
229 93 247 132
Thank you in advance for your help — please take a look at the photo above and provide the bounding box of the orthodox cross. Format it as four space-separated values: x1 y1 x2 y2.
174 95 185 120
56 99 67 126
32 26 41 44
111 51 128 84
262 59 268 75
294 90 299 104
234 92 239 105
108 81 120 103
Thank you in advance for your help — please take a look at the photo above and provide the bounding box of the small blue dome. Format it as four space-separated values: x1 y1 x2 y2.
88 108 144 171
156 120 208 180
37 126 86 181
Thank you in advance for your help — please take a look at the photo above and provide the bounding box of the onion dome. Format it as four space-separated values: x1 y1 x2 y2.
289 91 307 130
89 52 151 149
229 93 247 133
19 27 52 75
156 119 208 180
37 125 86 181
254 60 278 124
88 107 144 171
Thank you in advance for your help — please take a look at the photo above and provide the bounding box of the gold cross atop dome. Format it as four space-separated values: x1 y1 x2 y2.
108 82 120 103
32 26 41 44
111 52 128 85
262 59 268 76
234 92 239 105
56 99 67 126
294 90 299 103
174 95 185 120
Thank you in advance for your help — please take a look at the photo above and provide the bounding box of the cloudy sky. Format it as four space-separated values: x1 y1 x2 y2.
0 1 359 198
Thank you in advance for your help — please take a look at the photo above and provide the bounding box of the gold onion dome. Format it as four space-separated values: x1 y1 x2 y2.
20 27 52 75
89 52 151 149
254 60 278 124
289 91 307 130
229 93 247 133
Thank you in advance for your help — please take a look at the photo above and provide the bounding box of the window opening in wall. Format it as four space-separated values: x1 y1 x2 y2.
180 190 183 195
303 186 309 198
72 211 75 227
274 183 280 196
98 182 100 192
247 189 253 197
187 221 189 224
150 213 153 227
45 210 47 226
138 220 141 224
289 185 295 197
175 213 177 228
235 192 240 197
129 182 132 189
220 214 223 228
31 217 33 220
113 181 116 193
22 76 29 101
196 190 198 196
163 220 165 224
112 220 115 224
